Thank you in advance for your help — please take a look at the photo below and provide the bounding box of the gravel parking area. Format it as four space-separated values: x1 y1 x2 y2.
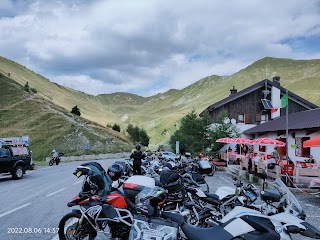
207 170 320 240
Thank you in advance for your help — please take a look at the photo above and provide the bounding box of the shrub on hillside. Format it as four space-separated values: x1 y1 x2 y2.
71 105 81 116
112 124 121 132
30 88 37 93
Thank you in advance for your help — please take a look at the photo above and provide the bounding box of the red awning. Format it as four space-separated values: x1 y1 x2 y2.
303 136 320 147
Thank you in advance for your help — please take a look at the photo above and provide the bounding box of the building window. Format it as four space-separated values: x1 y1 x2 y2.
259 145 266 152
244 114 251 124
295 137 310 157
238 114 244 123
256 114 261 122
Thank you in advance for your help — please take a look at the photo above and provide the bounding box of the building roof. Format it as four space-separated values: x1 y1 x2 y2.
202 79 318 114
244 108 320 134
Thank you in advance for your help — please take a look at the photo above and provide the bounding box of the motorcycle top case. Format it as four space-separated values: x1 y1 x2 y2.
198 160 212 169
129 215 178 240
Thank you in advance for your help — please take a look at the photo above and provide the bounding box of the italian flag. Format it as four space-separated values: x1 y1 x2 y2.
271 92 288 113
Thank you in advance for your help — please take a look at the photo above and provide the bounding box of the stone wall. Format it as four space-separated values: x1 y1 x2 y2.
46 152 131 162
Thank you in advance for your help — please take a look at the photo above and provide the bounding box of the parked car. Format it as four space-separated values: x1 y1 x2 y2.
160 151 179 161
0 146 32 179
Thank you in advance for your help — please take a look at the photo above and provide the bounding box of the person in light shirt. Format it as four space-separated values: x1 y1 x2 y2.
253 153 261 175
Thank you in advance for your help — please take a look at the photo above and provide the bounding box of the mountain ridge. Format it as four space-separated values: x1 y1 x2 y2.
1 55 319 148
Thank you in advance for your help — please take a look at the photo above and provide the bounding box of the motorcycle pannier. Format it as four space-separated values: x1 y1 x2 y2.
123 176 156 208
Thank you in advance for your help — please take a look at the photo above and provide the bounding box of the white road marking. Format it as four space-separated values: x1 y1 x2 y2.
218 175 232 184
73 180 83 185
0 203 31 218
46 188 66 197
305 203 316 207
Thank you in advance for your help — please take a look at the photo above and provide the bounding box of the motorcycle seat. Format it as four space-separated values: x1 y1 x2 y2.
204 196 221 205
181 223 233 240
160 211 232 240
205 192 219 199
183 201 196 208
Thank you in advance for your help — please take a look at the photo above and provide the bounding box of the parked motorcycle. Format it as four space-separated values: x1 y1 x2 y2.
159 205 320 239
58 173 201 239
58 175 152 239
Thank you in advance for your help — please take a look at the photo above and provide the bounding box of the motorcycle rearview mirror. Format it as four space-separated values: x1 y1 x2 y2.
235 187 241 196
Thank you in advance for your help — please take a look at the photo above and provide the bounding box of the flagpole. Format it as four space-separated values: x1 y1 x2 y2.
285 89 289 186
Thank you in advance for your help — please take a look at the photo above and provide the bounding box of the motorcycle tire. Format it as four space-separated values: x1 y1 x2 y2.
58 212 96 240
49 159 54 166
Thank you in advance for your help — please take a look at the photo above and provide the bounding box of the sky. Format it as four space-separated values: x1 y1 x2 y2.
0 0 320 97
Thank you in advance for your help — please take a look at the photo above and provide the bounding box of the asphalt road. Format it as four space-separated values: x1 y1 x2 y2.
0 160 319 240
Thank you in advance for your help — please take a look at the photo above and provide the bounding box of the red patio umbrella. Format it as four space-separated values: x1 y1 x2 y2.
232 138 251 144
303 136 320 147
252 137 286 146
216 138 234 143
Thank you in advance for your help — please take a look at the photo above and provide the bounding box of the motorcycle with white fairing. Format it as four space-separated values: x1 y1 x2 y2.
159 204 320 239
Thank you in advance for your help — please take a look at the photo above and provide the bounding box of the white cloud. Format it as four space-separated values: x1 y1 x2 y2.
0 0 319 96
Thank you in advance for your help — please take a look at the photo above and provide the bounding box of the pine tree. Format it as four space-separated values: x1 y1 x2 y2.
112 124 121 132
71 105 81 116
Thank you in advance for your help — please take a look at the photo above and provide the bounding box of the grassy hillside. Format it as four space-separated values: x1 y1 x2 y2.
0 73 132 161
1 56 319 149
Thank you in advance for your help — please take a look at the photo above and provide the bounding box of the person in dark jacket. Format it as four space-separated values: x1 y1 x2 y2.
130 144 146 175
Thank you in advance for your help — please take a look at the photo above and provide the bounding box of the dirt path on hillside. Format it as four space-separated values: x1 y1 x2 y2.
0 95 34 111
45 105 109 139
0 100 26 110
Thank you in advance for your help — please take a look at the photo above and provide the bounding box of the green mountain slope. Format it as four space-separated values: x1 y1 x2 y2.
0 73 132 161
1 56 319 149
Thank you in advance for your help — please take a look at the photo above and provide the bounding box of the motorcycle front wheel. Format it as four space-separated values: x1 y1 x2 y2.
58 212 96 240
49 159 54 166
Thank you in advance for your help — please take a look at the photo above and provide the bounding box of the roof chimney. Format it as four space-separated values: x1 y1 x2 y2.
272 76 280 86
230 86 238 96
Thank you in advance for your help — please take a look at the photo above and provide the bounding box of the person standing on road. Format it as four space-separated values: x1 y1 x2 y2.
130 144 146 175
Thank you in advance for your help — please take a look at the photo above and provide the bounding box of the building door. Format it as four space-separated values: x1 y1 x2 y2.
276 138 286 157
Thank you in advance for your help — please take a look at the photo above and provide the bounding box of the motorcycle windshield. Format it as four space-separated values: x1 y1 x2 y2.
271 178 303 214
